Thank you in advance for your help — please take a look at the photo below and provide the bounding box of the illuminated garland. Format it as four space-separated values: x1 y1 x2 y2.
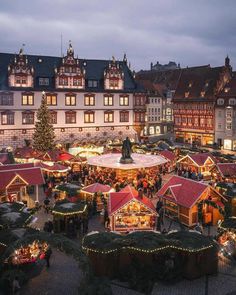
52 205 87 216
197 199 225 222
82 244 214 254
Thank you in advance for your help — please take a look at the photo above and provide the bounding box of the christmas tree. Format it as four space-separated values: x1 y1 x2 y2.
33 92 55 151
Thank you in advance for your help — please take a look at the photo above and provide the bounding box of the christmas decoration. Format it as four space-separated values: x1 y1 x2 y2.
32 92 55 152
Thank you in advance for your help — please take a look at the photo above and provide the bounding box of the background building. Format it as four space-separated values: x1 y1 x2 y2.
0 44 144 148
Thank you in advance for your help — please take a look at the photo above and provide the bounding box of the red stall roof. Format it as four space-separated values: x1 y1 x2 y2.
159 150 176 162
216 163 236 177
81 183 112 194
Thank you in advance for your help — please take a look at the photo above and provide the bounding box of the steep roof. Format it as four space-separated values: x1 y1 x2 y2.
216 163 236 177
109 185 156 215
157 176 208 208
0 52 143 93
173 65 226 101
178 153 216 167
159 150 176 162
0 163 34 171
0 166 44 189
218 74 236 97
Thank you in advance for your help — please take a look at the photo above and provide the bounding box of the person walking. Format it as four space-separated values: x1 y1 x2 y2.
45 247 52 268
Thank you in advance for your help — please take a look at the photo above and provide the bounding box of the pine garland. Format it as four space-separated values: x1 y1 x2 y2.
32 92 55 152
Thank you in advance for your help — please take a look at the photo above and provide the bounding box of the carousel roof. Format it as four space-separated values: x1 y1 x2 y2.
215 163 236 177
52 199 87 215
0 166 44 189
109 186 156 215
157 176 209 208
35 162 69 172
81 183 112 194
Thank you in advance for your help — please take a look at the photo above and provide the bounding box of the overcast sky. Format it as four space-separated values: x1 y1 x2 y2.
0 0 235 71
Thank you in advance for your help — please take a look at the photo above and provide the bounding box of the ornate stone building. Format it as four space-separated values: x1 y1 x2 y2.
0 43 145 148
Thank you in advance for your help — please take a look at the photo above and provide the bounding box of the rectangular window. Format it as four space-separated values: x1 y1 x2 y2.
39 78 49 86
22 94 34 105
109 79 119 89
59 77 68 86
49 112 57 124
1 112 14 125
0 92 13 106
84 112 95 123
104 95 113 106
218 123 222 129
46 94 57 105
134 112 145 122
226 123 232 130
120 95 129 106
104 112 114 123
120 111 129 122
88 80 98 88
22 112 34 124
65 94 76 106
73 78 82 86
84 95 95 106
65 112 76 124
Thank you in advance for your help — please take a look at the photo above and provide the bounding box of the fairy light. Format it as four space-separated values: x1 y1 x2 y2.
52 204 87 216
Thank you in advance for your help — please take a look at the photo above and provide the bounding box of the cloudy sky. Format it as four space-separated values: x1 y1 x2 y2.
0 0 235 70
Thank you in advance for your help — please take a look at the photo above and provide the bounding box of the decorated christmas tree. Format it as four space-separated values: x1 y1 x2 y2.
33 92 55 151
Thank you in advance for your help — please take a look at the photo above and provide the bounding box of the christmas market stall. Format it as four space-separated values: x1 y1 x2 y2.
108 185 157 232
217 217 236 259
215 182 236 216
82 230 218 282
52 199 87 233
0 202 32 229
80 183 114 211
35 162 70 180
177 153 216 179
159 150 177 172
157 176 226 226
0 163 44 206
14 147 40 163
211 163 236 182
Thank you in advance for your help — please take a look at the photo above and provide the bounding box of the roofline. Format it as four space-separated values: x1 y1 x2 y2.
0 166 41 173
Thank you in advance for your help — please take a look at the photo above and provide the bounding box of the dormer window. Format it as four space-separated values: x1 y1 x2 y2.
188 82 192 88
224 87 230 93
205 82 209 87
88 80 98 88
217 98 224 105
185 92 190 98
39 77 49 86
200 91 205 97
104 57 124 90
229 98 236 105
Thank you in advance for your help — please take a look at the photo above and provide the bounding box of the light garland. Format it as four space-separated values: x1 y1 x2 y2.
52 205 87 216
82 244 214 255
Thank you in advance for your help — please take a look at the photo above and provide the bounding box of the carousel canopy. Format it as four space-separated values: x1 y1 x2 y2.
81 183 112 194
0 202 32 228
109 186 156 215
82 231 216 254
52 199 87 216
36 162 69 172
0 227 37 248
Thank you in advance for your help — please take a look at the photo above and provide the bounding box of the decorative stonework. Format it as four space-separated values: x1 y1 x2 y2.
104 57 124 90
8 48 34 88
55 42 85 89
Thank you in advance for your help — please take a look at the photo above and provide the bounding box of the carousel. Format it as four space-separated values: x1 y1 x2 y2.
87 138 168 179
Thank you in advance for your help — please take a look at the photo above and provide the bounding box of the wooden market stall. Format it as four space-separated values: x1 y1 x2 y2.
0 163 44 206
177 153 216 179
52 199 87 233
218 218 236 259
211 163 236 182
35 162 70 180
14 146 40 163
157 176 227 226
159 150 177 172
108 185 157 232
80 183 114 211
215 182 236 216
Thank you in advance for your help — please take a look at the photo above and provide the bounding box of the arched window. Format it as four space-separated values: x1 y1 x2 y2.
217 98 224 105
229 98 236 106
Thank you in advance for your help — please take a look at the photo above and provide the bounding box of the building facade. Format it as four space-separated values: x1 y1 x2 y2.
215 74 236 150
173 61 231 146
0 44 144 148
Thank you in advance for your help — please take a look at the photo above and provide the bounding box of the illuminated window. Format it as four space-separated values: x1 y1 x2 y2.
104 95 113 106
119 95 129 106
59 77 68 86
185 92 190 98
22 93 34 105
104 111 114 122
65 94 76 106
73 78 82 86
46 94 57 105
84 111 95 123
109 79 119 89
84 95 95 106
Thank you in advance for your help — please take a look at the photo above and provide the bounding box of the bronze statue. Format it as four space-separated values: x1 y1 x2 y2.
120 137 133 164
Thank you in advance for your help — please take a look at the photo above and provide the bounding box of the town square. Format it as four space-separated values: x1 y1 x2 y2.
0 1 236 295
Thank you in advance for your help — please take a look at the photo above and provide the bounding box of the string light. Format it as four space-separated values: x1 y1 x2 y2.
52 205 87 216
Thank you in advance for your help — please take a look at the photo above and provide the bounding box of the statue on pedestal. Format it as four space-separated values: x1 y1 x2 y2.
120 137 133 164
